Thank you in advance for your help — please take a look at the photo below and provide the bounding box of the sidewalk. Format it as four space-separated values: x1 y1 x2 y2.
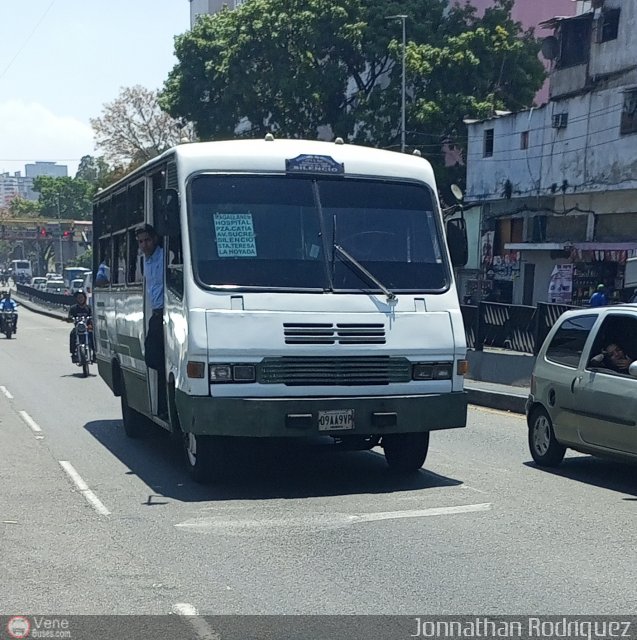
465 379 528 415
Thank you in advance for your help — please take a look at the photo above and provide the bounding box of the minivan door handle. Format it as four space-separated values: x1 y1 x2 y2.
571 376 582 393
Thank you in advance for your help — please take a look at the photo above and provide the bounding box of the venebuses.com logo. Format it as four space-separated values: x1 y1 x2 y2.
6 616 31 639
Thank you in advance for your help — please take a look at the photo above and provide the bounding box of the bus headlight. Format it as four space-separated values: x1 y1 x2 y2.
209 365 233 382
412 364 433 380
412 363 453 380
209 364 257 383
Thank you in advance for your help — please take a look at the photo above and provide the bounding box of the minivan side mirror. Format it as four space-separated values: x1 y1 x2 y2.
153 188 180 237
446 217 468 268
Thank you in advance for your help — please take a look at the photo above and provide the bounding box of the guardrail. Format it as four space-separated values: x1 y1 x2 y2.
16 283 74 309
461 301 578 355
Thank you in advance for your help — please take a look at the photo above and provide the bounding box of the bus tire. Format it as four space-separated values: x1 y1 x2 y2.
120 382 147 439
382 432 429 473
183 434 237 484
183 433 218 483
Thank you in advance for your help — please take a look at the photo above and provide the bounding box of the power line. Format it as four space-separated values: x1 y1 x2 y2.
0 0 57 81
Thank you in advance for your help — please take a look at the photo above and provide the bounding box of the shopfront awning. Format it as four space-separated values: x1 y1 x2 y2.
505 242 637 251
504 243 565 251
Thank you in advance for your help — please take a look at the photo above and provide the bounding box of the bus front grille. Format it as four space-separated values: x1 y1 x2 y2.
258 356 411 386
283 323 386 345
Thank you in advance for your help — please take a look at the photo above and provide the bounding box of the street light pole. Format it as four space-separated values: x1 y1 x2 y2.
57 194 64 274
386 14 408 153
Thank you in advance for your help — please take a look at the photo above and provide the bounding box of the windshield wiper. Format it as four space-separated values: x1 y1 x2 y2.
333 244 397 302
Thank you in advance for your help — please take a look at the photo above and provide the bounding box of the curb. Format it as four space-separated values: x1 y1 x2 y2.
466 388 527 415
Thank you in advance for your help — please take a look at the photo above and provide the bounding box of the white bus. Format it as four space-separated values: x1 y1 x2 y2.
93 138 469 482
10 259 32 282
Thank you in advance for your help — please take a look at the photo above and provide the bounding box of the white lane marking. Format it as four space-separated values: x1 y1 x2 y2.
0 386 13 399
352 502 492 524
175 503 492 530
19 410 42 433
172 603 221 640
59 461 111 516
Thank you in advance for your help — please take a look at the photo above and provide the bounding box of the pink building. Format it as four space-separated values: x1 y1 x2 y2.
462 0 579 104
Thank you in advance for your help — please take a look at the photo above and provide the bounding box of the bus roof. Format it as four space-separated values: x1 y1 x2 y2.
95 138 438 200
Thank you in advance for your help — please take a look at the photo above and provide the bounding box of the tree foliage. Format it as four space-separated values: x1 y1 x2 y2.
6 196 42 218
160 0 544 190
162 0 367 139
32 176 95 220
90 85 196 167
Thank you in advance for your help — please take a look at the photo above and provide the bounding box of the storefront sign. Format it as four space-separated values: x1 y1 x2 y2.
548 264 573 304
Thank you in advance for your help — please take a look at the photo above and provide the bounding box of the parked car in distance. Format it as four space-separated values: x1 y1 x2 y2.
527 306 637 467
30 277 47 290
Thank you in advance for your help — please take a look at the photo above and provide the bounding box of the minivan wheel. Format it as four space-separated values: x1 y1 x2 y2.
528 407 566 467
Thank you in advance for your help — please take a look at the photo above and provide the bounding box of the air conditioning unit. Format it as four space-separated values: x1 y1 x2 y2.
552 113 568 129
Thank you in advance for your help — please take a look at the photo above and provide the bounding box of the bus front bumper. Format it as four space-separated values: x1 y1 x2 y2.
175 391 468 437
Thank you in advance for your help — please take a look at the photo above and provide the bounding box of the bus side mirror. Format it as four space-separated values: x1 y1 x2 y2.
446 218 468 268
153 188 180 237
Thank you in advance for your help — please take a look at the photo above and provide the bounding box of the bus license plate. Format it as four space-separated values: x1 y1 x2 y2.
318 409 354 431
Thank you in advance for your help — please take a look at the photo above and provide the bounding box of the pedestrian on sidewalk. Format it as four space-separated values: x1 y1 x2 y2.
589 284 608 307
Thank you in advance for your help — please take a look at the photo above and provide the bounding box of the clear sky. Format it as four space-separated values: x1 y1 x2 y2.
0 0 190 177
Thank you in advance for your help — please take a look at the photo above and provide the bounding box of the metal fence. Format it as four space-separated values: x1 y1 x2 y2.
16 283 74 309
461 301 578 355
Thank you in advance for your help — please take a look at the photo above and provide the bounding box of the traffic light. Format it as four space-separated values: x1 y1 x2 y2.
40 227 46 237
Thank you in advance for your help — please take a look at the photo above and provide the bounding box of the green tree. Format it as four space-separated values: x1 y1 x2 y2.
75 155 110 185
161 0 544 194
161 0 367 139
6 196 42 218
75 154 127 190
32 176 95 220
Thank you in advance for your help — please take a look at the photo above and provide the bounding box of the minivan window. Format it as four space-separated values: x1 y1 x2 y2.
545 315 597 368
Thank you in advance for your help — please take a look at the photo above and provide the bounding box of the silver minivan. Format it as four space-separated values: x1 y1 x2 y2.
527 306 637 466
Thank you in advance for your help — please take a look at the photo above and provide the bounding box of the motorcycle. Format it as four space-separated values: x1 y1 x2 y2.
0 310 17 339
72 315 95 377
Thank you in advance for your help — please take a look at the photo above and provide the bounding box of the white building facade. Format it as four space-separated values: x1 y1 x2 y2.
25 161 67 179
189 0 245 27
464 0 637 306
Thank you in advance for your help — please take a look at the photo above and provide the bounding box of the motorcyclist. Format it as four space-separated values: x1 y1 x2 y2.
68 290 94 363
0 290 18 333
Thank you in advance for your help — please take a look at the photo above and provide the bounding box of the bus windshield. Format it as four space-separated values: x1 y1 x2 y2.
189 175 449 293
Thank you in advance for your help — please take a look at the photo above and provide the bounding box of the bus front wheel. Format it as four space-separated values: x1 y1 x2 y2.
382 432 429 473
184 433 231 484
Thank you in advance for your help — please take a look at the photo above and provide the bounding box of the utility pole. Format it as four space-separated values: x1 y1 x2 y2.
386 14 408 152
57 194 64 274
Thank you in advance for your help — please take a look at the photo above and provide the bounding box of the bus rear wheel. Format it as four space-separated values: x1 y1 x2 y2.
382 432 429 473
120 382 147 439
